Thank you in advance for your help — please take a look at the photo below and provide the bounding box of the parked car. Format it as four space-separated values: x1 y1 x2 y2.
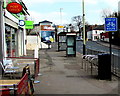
76 36 83 41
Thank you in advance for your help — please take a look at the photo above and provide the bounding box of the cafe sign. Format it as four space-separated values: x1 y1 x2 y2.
6 2 23 14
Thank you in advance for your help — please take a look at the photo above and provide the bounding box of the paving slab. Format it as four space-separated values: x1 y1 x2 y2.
34 43 119 95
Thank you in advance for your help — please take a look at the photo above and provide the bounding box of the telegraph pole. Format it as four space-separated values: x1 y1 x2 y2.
82 0 86 55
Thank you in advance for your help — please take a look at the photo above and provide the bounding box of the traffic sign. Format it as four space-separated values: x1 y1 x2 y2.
105 18 118 31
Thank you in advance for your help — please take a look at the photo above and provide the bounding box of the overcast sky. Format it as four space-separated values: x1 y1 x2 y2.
23 0 120 25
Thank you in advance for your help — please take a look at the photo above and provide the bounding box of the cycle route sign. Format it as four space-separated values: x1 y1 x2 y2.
105 18 118 32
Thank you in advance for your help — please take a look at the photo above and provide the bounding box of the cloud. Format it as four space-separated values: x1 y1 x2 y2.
85 0 98 5
100 0 119 10
27 10 68 24
23 0 99 4
23 0 120 25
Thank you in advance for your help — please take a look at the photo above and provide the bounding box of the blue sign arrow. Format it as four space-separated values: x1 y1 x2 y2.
105 18 118 31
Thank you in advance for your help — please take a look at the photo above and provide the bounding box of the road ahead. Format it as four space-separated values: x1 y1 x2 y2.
76 41 120 56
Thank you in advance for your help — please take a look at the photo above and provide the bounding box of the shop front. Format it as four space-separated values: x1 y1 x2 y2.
5 24 17 57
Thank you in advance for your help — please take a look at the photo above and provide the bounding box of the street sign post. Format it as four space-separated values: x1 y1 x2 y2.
105 18 118 78
105 18 118 32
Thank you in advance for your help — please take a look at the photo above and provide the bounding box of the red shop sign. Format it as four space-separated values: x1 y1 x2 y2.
6 2 23 14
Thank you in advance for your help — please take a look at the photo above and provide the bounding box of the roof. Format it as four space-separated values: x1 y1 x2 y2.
93 25 104 30
58 32 67 36
34 24 39 26
20 0 30 15
39 20 52 24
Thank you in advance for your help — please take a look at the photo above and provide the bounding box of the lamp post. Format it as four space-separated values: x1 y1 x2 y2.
60 8 63 25
82 0 86 55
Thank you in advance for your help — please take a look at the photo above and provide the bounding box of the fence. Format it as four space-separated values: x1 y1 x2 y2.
86 48 120 78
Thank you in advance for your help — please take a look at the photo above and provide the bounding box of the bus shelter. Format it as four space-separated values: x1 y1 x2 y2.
58 32 67 51
66 32 76 57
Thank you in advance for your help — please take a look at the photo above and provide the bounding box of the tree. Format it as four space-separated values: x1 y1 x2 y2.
101 8 112 18
71 15 89 35
101 8 117 22
71 15 82 35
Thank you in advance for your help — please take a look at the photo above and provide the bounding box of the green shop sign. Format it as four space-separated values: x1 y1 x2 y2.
25 21 34 29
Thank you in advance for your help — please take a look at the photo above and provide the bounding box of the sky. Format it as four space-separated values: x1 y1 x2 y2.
23 0 120 25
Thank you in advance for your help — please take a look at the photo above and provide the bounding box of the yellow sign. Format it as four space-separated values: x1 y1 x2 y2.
58 26 64 28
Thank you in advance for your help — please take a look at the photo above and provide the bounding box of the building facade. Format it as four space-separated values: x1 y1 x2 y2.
87 25 105 41
0 0 29 63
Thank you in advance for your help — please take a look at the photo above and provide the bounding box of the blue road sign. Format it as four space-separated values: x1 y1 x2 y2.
105 18 118 31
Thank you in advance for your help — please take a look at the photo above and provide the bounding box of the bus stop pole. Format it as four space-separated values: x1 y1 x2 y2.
109 32 112 60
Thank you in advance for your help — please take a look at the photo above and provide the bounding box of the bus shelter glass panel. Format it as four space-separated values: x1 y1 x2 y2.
58 32 66 51
66 33 76 57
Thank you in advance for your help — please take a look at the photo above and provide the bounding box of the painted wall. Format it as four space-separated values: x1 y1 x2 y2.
26 35 40 50
87 30 105 41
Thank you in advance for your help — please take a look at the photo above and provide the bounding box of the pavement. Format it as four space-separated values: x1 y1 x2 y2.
33 42 119 95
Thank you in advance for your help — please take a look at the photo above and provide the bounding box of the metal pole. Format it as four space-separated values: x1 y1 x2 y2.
23 28 27 55
0 0 5 76
0 1 4 62
109 32 112 57
82 0 86 55
10 28 12 57
109 32 112 80
60 8 63 25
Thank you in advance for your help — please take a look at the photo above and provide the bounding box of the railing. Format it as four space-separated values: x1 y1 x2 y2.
86 48 120 78
111 54 120 77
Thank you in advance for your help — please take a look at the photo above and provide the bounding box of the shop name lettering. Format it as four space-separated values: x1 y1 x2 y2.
9 9 21 12
9 5 20 8
9 6 21 11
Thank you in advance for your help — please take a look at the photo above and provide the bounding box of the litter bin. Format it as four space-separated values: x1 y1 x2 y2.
98 53 111 80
